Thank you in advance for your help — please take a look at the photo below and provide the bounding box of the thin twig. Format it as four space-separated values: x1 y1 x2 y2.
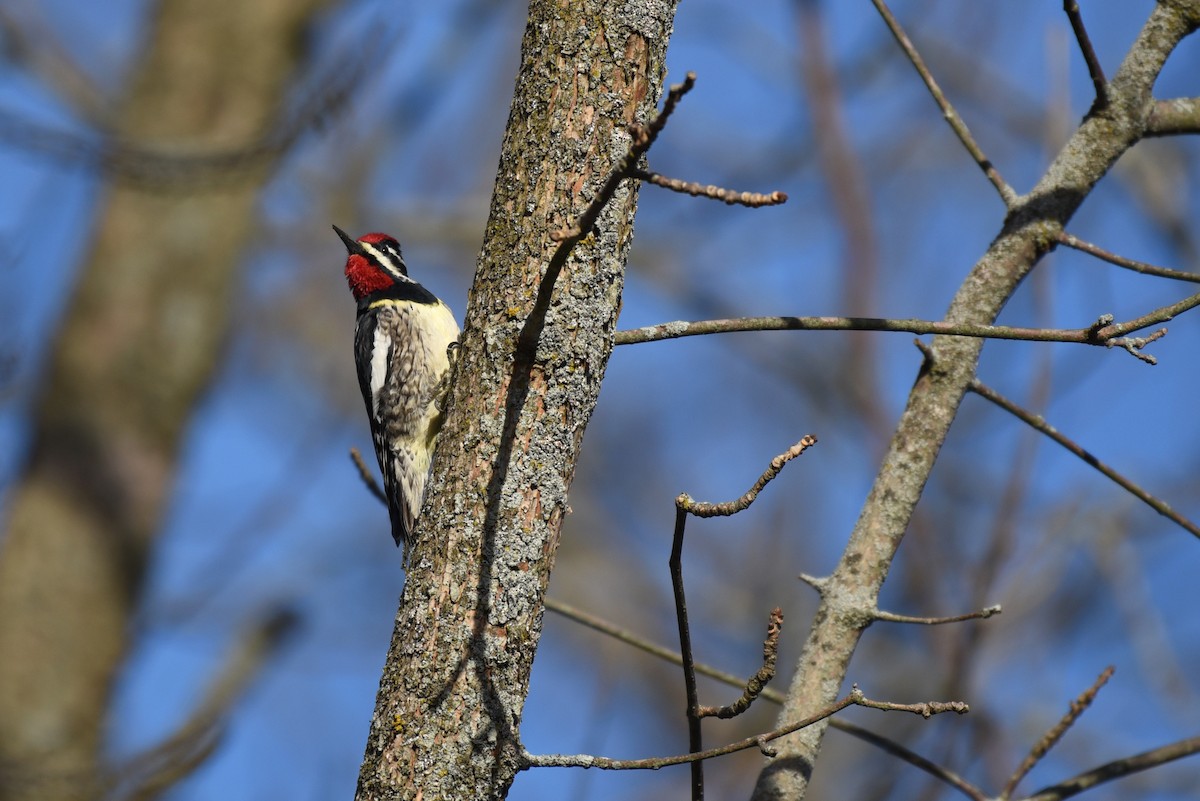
1090 288 1200 338
676 436 818 517
969 380 1200 540
1063 1 1108 107
521 687 967 771
350 447 387 505
697 608 782 719
630 169 787 207
1058 231 1200 283
1023 736 1200 801
1001 667 1114 800
868 0 1017 206
544 596 690 668
872 605 1002 625
551 72 697 243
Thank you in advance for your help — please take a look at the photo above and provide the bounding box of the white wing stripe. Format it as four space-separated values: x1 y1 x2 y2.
370 326 391 416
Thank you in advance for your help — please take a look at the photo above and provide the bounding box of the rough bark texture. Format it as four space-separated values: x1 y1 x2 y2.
352 2 678 799
751 3 1200 800
0 2 322 799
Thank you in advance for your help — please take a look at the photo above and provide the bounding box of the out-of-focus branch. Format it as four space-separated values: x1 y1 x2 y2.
1022 736 1200 801
349 447 387 505
1001 667 1114 800
796 0 889 446
0 32 378 188
103 611 297 801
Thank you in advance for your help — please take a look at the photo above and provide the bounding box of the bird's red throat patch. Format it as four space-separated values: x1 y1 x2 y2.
345 254 394 300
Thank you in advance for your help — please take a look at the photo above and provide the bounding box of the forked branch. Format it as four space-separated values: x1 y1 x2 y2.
671 436 816 799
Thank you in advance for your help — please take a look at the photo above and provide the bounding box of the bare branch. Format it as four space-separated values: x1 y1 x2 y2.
350 447 387 505
630 169 787 207
1063 1 1109 107
868 0 1017 206
614 308 1187 361
832 718 989 801
544 596 690 667
1023 736 1200 801
1146 96 1200 136
1002 667 1114 800
1057 231 1200 283
969 380 1200 540
872 604 1002 626
697 608 783 719
676 436 818 518
521 687 966 771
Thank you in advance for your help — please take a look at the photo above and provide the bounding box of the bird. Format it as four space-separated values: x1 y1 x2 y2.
335 224 460 554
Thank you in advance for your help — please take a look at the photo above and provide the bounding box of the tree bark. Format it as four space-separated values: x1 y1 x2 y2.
0 2 323 799
352 2 678 799
751 3 1200 800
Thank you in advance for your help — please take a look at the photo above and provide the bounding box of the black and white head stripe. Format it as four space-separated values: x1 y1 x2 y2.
359 237 410 280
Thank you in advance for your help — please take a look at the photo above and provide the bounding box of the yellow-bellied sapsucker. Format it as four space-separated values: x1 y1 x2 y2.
335 224 460 552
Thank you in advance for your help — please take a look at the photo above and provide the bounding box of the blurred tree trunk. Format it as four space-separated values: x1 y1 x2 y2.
353 1 678 799
0 1 324 799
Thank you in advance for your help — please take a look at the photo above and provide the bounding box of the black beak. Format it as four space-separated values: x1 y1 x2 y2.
332 224 364 256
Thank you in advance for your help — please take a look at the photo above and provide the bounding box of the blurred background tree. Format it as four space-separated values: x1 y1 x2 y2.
0 1 1197 800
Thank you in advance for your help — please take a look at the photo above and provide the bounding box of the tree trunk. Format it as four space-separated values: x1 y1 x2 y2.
353 2 679 799
0 2 323 799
